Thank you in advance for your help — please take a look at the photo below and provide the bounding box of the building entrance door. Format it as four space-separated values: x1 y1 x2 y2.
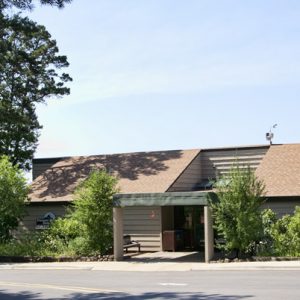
174 206 205 251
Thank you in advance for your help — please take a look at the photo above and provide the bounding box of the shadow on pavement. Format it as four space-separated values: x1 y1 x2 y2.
0 290 42 300
0 290 253 300
127 252 205 263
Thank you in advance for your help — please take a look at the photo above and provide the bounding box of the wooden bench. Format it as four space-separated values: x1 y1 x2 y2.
123 235 141 253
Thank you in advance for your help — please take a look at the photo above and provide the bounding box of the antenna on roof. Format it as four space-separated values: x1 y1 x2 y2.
266 124 277 145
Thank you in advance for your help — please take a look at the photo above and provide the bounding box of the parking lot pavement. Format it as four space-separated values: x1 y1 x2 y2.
0 268 299 300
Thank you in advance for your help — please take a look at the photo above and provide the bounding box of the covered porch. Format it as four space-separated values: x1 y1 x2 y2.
113 192 215 263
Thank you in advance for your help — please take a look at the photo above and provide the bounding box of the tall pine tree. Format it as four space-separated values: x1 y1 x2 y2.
0 0 72 11
0 14 72 170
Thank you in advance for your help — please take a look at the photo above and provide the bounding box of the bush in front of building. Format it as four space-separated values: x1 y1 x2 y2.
43 169 119 256
70 169 119 255
285 206 300 256
0 156 28 242
210 165 266 258
252 207 300 257
0 232 52 257
0 169 118 258
43 216 91 256
258 208 278 255
41 217 79 256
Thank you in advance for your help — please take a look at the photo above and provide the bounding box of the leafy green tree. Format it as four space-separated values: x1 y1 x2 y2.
210 165 266 257
71 170 119 254
0 155 28 242
48 170 119 255
0 14 72 170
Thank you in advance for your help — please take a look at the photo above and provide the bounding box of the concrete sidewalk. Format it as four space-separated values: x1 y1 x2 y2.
0 260 299 272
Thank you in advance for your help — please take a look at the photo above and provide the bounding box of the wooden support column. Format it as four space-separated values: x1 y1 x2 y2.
204 206 214 263
113 207 123 261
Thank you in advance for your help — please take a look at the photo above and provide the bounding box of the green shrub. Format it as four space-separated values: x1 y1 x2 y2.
46 216 81 244
257 206 300 257
67 237 91 256
0 169 118 258
0 233 52 257
258 209 278 255
271 206 300 257
288 206 300 256
42 170 118 256
210 165 265 257
271 215 291 256
71 170 118 255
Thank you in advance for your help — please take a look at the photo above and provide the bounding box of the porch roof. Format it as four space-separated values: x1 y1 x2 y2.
113 191 215 207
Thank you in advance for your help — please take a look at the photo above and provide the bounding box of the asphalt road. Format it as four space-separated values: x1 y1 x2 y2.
0 269 299 299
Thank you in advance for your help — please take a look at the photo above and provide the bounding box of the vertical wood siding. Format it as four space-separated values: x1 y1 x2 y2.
123 206 161 252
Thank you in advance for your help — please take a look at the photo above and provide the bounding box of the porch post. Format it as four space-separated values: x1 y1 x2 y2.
204 205 214 263
113 207 123 261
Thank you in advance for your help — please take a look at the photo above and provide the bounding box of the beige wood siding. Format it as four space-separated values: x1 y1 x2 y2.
123 206 161 252
261 199 300 218
18 203 69 233
168 154 202 192
169 147 268 192
200 147 269 179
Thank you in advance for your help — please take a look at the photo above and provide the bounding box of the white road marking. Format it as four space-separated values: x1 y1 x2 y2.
0 281 123 294
159 282 188 286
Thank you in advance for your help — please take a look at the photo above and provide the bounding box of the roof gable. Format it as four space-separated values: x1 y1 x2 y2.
29 149 200 202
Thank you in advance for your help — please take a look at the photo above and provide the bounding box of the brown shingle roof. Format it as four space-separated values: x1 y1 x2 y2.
29 149 200 202
255 144 300 197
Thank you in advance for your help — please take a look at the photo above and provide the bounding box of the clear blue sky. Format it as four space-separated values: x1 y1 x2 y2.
25 0 300 158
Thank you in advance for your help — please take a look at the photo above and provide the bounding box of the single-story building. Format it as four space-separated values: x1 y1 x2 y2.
27 143 300 262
